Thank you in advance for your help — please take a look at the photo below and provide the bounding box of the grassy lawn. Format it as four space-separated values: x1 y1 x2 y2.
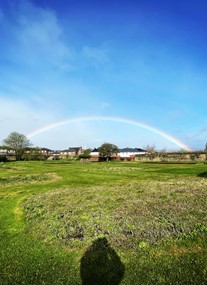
0 161 207 284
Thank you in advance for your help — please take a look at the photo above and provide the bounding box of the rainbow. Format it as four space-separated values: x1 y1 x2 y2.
27 116 192 151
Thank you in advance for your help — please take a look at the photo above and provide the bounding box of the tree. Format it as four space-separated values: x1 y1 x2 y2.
144 144 156 153
78 149 91 159
3 132 32 161
98 143 119 161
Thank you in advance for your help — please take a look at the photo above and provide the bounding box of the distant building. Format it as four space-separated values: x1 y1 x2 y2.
90 148 99 161
118 147 146 160
0 146 15 155
59 147 83 158
68 147 83 156
89 147 146 161
40 147 54 155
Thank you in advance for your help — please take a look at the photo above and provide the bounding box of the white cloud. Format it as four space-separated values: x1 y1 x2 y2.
186 128 207 140
100 102 110 109
14 1 71 67
0 96 57 145
83 46 109 65
2 1 111 73
185 126 207 150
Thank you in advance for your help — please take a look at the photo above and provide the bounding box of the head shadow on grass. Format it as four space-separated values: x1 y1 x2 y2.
80 237 125 285
197 172 207 178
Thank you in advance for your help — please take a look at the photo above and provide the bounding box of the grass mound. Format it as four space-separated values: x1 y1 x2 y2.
0 173 60 187
23 177 207 250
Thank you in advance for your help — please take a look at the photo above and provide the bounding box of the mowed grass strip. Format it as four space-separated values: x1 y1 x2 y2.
0 173 61 187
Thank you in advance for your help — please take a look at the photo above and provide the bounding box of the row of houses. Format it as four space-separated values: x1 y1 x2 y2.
90 147 146 161
0 146 83 160
0 146 146 161
41 147 83 158
45 147 146 160
35 144 146 161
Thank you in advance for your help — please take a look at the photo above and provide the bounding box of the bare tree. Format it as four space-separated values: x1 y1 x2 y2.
144 144 156 153
3 132 32 160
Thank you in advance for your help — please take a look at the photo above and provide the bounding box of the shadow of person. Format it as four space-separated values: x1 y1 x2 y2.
80 237 125 285
198 172 207 178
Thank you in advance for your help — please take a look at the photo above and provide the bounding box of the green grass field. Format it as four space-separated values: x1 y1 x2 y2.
0 160 207 284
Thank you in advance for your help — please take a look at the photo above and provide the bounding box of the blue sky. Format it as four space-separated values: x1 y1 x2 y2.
0 0 207 150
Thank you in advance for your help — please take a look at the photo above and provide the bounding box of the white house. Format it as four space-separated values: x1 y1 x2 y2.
89 147 146 161
118 147 146 159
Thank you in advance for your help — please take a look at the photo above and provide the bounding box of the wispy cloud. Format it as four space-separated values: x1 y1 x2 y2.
100 102 110 109
4 1 111 73
0 96 57 143
187 127 207 139
82 46 109 66
12 1 71 67
185 126 207 149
